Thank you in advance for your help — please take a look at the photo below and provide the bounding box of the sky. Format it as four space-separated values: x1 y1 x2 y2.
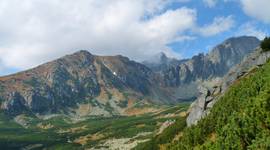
0 0 269 76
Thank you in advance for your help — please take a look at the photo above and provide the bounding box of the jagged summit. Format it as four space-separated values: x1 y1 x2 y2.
143 52 183 73
156 52 169 64
143 52 169 65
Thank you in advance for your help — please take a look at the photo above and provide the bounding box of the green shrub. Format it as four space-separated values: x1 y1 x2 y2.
261 37 270 52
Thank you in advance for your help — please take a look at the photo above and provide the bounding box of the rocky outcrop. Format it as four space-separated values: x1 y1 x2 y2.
1 92 27 116
187 48 270 126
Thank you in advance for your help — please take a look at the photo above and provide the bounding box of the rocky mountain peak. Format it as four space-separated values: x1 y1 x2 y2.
57 50 94 66
73 49 92 56
142 52 184 73
143 52 170 65
208 36 260 64
224 36 259 44
158 52 169 63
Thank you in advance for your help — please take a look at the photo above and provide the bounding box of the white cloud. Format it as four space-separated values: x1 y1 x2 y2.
197 16 234 36
236 22 267 40
0 0 196 71
240 0 270 24
203 0 235 8
176 0 190 2
203 0 217 8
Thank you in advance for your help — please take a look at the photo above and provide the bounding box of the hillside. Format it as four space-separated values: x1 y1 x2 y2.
168 54 270 149
136 48 270 149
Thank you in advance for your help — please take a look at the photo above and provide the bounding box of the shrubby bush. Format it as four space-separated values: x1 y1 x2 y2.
261 37 270 52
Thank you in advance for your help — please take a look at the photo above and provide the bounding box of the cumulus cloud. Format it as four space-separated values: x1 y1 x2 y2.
0 0 196 71
240 0 270 24
197 16 234 37
203 0 235 8
203 0 217 8
236 22 267 40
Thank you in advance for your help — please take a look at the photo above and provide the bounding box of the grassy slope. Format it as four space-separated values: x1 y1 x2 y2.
0 103 190 149
134 105 190 150
165 60 270 149
0 113 80 150
134 117 186 150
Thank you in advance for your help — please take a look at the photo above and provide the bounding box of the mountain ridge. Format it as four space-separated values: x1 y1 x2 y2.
0 36 261 118
0 50 174 117
145 36 260 100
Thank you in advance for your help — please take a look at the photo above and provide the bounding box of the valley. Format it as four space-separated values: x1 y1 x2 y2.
0 103 189 150
1 1 270 149
0 36 269 150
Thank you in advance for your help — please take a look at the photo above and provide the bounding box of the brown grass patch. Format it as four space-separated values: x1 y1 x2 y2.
76 104 92 116
210 132 217 142
136 124 146 128
110 88 125 101
96 88 109 104
124 107 159 116
73 133 104 145
179 111 187 117
173 132 183 141
37 123 54 130
58 125 88 134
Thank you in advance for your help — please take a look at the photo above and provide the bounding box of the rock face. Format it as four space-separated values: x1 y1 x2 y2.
0 50 171 117
144 36 260 100
186 48 270 126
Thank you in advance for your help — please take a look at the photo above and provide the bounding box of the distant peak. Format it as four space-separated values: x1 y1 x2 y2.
65 50 94 60
114 54 129 59
143 52 180 67
158 52 168 60
210 36 260 51
146 52 169 64
73 50 92 56
158 52 167 57
56 50 95 65
224 36 260 43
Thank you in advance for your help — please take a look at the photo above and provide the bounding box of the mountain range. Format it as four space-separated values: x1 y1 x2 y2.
0 36 260 118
